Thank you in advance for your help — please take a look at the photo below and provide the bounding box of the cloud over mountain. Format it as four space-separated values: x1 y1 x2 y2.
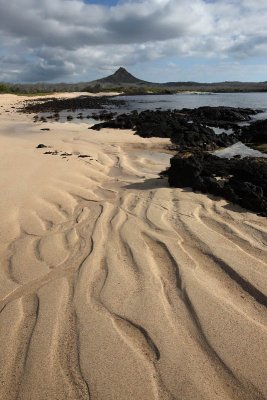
0 0 267 82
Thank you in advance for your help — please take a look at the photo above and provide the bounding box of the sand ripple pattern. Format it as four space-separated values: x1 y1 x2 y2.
0 144 266 400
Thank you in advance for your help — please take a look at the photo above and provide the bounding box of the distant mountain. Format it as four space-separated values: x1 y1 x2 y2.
2 67 267 94
96 67 147 85
86 67 153 88
85 68 267 92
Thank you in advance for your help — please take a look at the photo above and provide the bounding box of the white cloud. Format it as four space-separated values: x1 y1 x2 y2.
0 0 266 81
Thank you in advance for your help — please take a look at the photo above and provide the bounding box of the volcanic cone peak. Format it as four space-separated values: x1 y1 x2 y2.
98 67 145 84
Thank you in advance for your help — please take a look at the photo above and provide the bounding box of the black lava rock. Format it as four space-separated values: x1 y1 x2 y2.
21 95 125 114
240 119 267 144
91 109 242 150
167 152 267 216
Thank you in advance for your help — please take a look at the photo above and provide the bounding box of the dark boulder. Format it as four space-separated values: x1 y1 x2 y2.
241 119 267 144
225 179 265 213
167 153 267 216
168 153 203 187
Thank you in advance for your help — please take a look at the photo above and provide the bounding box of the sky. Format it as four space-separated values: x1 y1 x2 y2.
0 0 267 83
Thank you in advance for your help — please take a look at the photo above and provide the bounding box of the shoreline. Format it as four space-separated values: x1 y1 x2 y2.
0 93 266 400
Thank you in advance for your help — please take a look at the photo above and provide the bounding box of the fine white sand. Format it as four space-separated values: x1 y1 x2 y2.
0 93 266 400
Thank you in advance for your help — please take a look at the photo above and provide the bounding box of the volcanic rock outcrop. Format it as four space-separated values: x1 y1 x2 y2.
167 152 267 216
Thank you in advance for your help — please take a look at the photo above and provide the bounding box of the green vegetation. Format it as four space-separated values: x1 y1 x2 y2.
84 84 176 95
0 83 53 96
119 86 175 95
1 65 267 96
0 83 10 93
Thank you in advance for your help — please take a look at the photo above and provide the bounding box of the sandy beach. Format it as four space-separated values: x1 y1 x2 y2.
0 93 266 400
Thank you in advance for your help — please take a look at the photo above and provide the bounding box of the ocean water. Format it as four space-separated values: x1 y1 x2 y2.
40 92 267 123
117 93 267 158
117 92 267 114
39 92 267 158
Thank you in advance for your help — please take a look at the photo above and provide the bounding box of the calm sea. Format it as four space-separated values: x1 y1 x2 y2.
40 92 267 158
117 92 267 113
41 92 267 122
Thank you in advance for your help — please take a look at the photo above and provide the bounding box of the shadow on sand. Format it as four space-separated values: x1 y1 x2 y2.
123 176 262 217
123 177 169 191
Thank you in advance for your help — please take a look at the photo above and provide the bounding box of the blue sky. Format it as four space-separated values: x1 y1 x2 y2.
0 0 267 83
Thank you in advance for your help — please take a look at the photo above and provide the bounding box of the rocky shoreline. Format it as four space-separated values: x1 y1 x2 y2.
91 106 267 216
21 99 267 215
91 107 249 149
20 94 125 114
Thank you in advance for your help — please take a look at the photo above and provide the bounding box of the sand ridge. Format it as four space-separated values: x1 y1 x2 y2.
0 93 266 400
